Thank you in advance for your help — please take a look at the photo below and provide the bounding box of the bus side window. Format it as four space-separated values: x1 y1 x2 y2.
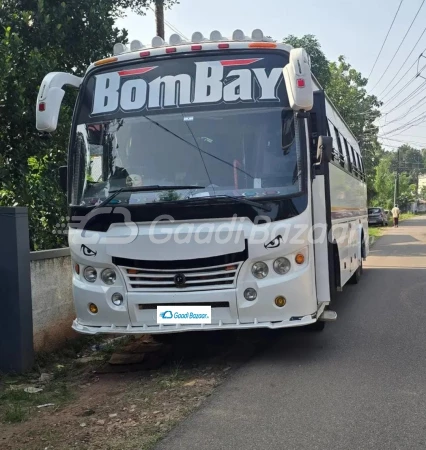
350 146 359 177
327 120 339 161
333 126 344 168
356 153 364 180
343 137 352 172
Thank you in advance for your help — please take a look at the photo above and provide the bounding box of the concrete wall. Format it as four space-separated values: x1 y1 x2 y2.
30 249 77 352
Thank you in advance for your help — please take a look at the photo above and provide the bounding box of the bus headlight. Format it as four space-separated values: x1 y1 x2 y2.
101 268 117 285
244 288 257 301
251 261 269 279
83 266 97 283
273 257 291 275
111 293 124 306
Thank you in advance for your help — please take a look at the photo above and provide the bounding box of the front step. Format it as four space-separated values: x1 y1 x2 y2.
319 310 337 322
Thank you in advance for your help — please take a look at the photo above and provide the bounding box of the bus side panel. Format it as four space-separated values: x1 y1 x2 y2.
329 163 367 287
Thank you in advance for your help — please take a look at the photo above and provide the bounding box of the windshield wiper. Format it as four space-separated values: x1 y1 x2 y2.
93 185 205 209
183 195 272 212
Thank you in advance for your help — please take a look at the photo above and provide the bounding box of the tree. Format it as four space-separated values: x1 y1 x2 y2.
155 0 165 39
0 0 176 250
282 35 382 204
283 34 331 88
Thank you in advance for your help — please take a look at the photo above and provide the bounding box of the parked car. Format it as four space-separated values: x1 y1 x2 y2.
368 207 388 226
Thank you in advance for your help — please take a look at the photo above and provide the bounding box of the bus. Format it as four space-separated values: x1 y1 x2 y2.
36 29 368 335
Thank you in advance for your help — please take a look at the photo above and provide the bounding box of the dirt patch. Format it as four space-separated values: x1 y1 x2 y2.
1 330 272 450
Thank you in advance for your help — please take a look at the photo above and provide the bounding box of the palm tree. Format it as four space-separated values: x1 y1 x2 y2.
155 0 165 39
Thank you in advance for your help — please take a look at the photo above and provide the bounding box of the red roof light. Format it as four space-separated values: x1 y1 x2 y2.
191 45 202 51
140 50 151 57
218 43 230 49
166 47 177 53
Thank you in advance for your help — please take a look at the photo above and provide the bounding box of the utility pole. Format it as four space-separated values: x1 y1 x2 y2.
394 147 400 206
155 0 165 39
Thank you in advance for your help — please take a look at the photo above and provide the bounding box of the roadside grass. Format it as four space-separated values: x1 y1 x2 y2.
0 380 74 424
368 212 417 240
0 335 132 425
368 226 384 238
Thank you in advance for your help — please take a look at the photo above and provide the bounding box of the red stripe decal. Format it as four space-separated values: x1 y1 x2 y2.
220 58 263 67
118 67 157 77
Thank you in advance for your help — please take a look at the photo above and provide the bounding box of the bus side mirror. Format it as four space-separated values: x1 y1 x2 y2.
59 166 68 193
317 136 333 163
283 48 314 112
36 72 82 132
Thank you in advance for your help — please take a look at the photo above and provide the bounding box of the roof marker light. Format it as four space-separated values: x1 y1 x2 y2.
218 43 230 49
210 30 224 41
252 29 264 41
249 42 277 48
166 47 177 53
130 40 144 52
192 31 206 43
140 50 151 57
232 29 249 41
191 44 202 51
94 56 118 66
169 33 185 46
113 43 127 55
152 36 165 47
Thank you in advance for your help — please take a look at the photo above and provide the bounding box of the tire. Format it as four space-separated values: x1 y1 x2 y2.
381 221 385 227
349 257 362 284
306 320 326 332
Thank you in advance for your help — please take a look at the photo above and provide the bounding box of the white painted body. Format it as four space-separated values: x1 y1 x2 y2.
40 37 367 335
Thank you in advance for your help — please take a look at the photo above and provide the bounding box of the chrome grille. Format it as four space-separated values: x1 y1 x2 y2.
119 262 243 292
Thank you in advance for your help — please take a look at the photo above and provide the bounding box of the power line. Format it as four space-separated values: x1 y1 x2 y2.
378 29 426 101
367 0 405 80
148 6 189 40
378 59 418 100
382 80 426 116
369 0 426 92
382 89 426 125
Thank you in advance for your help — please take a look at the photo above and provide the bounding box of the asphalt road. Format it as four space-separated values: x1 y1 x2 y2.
156 216 426 450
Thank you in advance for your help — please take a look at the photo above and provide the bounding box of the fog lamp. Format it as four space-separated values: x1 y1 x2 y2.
112 293 124 306
275 296 286 307
244 288 257 301
89 303 98 314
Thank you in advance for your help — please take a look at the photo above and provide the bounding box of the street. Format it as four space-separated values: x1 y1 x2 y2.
156 216 426 450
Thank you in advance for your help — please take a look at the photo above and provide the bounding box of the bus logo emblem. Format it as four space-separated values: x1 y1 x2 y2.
174 273 186 287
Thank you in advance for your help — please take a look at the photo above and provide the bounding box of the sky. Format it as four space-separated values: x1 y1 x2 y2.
116 0 426 151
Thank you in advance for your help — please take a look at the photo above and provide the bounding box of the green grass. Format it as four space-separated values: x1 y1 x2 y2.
2 404 28 423
368 227 384 238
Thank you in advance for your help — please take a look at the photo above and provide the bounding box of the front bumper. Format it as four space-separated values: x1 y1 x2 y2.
72 311 320 335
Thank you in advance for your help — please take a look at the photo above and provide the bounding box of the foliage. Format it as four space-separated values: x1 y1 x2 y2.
0 0 175 250
282 35 382 203
372 151 417 209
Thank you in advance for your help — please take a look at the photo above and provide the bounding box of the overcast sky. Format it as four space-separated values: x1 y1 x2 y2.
116 0 426 150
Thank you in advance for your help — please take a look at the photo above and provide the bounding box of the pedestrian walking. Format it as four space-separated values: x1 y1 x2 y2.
391 204 400 227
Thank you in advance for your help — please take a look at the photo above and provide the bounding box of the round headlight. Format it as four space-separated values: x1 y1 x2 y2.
273 257 291 275
111 292 124 306
251 261 269 279
101 268 116 285
83 266 97 283
244 288 257 301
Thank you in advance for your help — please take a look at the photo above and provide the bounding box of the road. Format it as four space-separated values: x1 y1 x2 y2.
156 216 426 450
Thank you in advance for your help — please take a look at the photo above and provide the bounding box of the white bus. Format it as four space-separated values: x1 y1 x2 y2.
36 29 368 335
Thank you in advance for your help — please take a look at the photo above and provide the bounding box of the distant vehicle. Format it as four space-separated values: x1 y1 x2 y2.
368 207 388 226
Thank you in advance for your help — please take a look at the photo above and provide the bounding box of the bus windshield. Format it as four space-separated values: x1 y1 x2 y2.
70 52 304 207
71 108 303 206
